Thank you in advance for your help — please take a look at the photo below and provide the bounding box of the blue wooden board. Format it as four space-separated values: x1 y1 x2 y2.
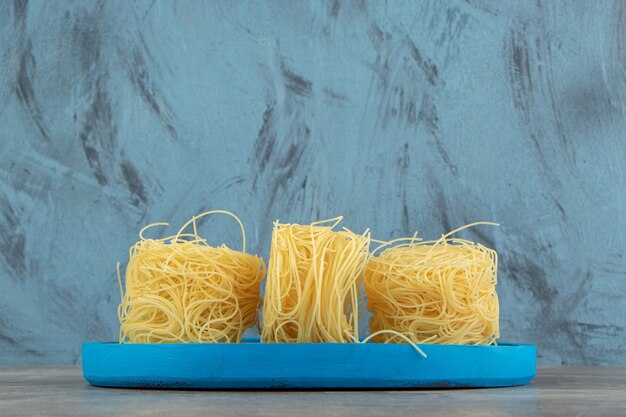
82 339 536 389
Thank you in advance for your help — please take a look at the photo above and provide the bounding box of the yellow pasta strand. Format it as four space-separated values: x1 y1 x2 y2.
261 217 370 343
118 210 265 344
365 222 500 346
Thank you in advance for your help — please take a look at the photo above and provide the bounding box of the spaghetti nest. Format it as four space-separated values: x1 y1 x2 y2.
261 217 371 343
365 223 500 346
118 211 266 344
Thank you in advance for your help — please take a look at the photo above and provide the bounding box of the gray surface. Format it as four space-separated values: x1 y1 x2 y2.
1 0 626 365
1 366 625 416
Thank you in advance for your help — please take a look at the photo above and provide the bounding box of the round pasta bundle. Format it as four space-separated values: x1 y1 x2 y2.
365 223 499 346
261 217 370 343
118 210 266 344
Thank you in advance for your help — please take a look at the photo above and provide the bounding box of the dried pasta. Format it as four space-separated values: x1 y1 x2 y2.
364 222 499 346
118 210 265 343
261 217 370 343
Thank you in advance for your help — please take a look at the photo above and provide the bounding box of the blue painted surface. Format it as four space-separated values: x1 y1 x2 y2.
82 340 536 389
1 1 625 365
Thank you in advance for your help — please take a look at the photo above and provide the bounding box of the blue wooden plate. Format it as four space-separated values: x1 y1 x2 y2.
82 339 535 389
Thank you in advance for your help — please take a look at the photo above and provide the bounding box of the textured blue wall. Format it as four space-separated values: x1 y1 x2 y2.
1 0 625 365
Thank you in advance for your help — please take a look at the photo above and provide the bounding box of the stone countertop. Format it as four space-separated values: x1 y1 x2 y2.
1 366 625 416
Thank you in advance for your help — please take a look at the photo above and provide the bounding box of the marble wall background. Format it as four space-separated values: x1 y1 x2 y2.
1 0 625 365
